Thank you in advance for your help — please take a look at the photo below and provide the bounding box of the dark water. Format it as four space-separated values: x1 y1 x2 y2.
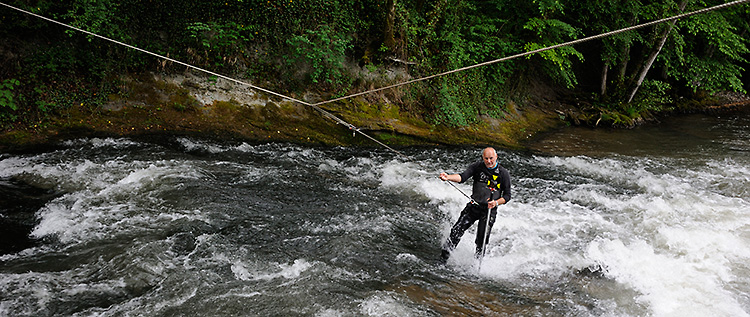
1 113 748 316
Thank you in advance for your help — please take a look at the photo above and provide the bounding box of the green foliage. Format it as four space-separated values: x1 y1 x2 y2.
568 0 748 106
434 82 475 127
569 0 642 77
0 79 21 124
62 0 127 41
591 79 673 127
665 8 749 93
25 44 79 80
633 79 673 110
0 79 20 112
532 0 565 16
403 0 518 126
522 12 583 88
285 25 353 87
186 21 254 68
673 54 746 94
187 22 251 49
1 0 749 130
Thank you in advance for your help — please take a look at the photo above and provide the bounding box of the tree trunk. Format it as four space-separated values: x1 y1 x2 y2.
626 0 688 103
616 16 636 86
616 45 631 85
383 0 397 52
600 63 609 96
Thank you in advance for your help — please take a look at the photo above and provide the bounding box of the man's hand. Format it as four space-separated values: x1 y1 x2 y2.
488 198 505 209
439 173 460 182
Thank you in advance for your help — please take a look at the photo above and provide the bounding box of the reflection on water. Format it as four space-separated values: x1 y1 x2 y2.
528 113 750 159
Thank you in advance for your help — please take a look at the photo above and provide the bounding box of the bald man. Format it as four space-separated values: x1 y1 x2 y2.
439 147 511 262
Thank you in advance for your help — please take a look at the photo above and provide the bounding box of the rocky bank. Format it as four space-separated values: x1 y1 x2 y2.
0 71 565 152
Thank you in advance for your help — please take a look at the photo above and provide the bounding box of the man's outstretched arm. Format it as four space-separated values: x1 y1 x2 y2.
439 172 462 183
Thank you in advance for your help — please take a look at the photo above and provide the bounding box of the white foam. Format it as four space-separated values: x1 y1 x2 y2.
359 292 420 316
535 155 750 316
316 308 351 317
30 197 81 242
216 289 262 299
0 269 128 316
431 154 750 315
586 239 749 317
177 137 226 153
4 140 749 316
395 253 420 264
231 259 313 281
0 156 33 178
62 137 139 149
27 160 206 244
378 160 470 212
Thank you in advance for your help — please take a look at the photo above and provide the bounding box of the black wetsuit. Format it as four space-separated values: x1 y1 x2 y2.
441 160 511 260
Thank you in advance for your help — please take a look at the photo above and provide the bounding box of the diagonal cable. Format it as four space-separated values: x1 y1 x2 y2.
0 1 368 142
312 0 750 107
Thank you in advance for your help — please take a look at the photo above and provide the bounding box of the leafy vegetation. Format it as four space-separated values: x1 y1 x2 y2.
0 79 20 122
0 0 748 129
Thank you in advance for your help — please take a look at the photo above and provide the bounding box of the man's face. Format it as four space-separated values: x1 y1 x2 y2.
482 149 497 168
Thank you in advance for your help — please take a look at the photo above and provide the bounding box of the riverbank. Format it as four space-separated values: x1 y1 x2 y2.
0 72 565 152
1 72 748 153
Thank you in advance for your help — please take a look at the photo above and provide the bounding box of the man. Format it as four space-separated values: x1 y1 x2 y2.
439 147 511 262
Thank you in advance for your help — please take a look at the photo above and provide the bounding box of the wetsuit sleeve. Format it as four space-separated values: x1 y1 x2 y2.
500 168 511 202
458 161 481 184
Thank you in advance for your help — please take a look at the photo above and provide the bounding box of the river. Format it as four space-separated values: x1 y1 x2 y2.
1 112 748 316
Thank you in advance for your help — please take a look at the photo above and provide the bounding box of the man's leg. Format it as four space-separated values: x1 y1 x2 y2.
441 204 479 261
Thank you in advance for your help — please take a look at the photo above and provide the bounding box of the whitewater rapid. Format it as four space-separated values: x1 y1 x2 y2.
1 113 748 316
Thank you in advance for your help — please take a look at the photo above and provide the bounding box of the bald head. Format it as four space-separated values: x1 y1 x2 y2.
482 147 496 157
482 147 498 169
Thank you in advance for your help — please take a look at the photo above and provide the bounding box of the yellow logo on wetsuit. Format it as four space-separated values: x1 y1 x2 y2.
487 175 501 189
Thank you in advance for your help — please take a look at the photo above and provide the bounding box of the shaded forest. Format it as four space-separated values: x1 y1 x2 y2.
1 0 749 132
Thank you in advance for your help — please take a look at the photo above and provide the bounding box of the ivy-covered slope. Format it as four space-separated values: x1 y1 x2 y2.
1 0 748 148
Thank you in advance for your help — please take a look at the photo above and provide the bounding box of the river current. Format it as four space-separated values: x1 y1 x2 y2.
1 113 748 316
